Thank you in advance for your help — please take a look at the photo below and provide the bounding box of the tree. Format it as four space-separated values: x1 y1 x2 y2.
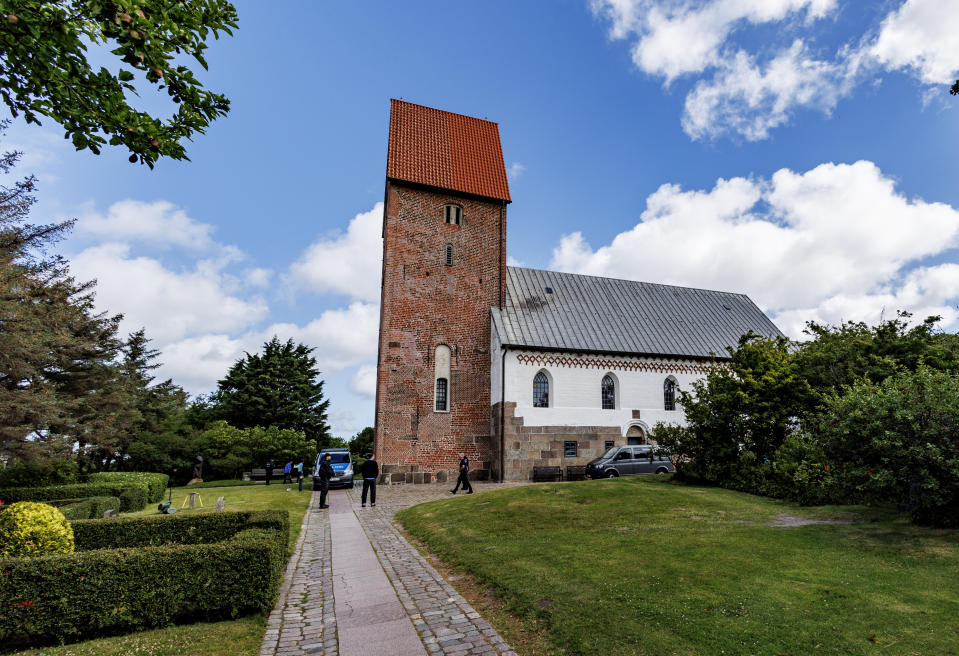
0 0 238 167
952 80 959 96
0 135 127 466
348 427 373 457
213 337 332 449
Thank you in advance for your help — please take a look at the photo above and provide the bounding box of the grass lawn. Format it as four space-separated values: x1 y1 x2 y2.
398 476 959 656
9 483 312 656
130 481 313 551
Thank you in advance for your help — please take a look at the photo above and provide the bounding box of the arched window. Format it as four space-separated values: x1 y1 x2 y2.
435 378 448 412
664 378 677 411
434 345 451 412
444 204 462 225
445 243 453 265
533 371 549 408
601 374 615 409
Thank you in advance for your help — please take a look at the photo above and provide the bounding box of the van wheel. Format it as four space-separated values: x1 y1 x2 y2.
606 470 619 478
655 467 669 474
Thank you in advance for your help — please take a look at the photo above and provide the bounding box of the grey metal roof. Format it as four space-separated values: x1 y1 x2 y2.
491 267 784 360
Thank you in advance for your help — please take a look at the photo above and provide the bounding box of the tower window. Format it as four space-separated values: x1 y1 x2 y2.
444 204 462 225
445 243 453 265
601 374 615 409
533 371 549 408
435 378 448 412
664 378 677 411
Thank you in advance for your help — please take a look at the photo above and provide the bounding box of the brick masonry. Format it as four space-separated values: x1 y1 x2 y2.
492 401 634 481
374 181 507 482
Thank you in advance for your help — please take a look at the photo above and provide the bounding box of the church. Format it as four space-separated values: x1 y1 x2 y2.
373 99 783 483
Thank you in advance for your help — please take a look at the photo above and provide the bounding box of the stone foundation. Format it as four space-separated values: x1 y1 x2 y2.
377 463 490 485
492 401 628 481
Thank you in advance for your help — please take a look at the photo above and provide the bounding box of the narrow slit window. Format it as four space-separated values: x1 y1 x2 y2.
533 371 549 408
601 374 615 409
444 204 462 225
664 378 676 411
435 378 448 412
445 243 453 265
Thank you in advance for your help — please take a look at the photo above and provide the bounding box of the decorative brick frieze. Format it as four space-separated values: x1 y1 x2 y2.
515 351 721 375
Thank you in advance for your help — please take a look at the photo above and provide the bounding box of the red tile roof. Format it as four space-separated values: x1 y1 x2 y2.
387 99 511 203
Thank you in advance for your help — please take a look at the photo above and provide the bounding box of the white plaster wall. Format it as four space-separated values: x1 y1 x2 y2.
501 349 710 434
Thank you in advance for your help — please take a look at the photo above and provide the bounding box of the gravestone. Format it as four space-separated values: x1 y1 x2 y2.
215 496 225 512
103 509 119 518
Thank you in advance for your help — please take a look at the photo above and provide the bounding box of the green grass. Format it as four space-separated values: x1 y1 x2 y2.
398 476 959 656
133 481 312 551
9 484 312 656
9 616 265 656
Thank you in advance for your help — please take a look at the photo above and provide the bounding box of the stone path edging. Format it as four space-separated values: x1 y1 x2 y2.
260 483 524 656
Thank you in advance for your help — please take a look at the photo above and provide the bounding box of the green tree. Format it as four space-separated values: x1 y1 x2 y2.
213 336 332 449
348 426 373 457
195 420 250 480
0 0 238 167
0 137 127 467
810 366 959 527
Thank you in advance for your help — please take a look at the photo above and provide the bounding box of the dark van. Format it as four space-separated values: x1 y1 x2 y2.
585 445 673 479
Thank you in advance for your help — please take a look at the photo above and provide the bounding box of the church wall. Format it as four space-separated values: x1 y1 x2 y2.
374 182 507 483
492 349 719 480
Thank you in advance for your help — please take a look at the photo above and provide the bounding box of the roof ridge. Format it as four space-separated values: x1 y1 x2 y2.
505 265 752 299
390 98 499 125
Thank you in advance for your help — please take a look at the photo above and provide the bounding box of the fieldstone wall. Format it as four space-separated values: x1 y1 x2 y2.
493 401 625 481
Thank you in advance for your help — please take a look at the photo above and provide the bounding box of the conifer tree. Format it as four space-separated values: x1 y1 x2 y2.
214 337 332 449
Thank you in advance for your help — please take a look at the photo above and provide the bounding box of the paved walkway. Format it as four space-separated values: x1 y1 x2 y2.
261 483 525 656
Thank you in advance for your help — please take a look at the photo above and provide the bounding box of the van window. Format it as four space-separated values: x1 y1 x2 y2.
615 450 632 460
323 452 350 464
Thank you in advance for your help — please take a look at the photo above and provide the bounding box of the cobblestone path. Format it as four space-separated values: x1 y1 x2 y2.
260 482 525 656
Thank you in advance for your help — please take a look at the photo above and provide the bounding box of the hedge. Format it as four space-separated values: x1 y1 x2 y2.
54 497 121 521
86 473 169 503
0 511 289 647
0 482 149 512
71 510 289 550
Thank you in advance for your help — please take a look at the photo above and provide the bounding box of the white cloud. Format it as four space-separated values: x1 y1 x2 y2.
591 0 959 140
289 203 383 302
682 40 854 141
871 0 959 84
550 160 959 337
508 162 526 180
79 200 217 250
592 0 836 81
350 364 378 399
264 302 380 372
70 242 268 344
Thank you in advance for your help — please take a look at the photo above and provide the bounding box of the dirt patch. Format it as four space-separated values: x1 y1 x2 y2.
536 598 553 610
768 513 853 527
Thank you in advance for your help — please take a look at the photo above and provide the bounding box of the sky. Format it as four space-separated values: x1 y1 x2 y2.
4 0 959 440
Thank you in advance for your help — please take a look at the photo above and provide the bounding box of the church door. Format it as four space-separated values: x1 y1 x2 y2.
626 425 646 445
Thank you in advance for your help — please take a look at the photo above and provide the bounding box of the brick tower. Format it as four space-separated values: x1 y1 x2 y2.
374 99 510 483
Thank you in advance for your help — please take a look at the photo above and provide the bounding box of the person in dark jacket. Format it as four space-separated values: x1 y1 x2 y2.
361 454 379 507
265 458 275 485
318 453 335 509
450 453 473 494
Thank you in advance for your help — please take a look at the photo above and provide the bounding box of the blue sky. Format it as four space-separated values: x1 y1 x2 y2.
5 0 959 439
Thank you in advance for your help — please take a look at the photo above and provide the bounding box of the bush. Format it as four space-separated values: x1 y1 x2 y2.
0 511 288 647
0 482 150 512
71 509 289 550
0 502 75 558
53 497 121 521
0 459 79 488
86 472 169 503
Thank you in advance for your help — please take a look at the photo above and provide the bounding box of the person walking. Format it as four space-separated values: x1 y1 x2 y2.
450 453 473 494
296 461 304 492
265 458 275 486
361 454 379 507
318 453 335 509
283 460 293 484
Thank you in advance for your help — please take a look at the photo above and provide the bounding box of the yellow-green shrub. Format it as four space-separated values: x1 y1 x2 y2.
0 502 75 558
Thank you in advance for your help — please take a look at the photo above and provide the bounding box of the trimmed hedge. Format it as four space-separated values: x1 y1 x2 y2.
0 482 149 512
86 472 169 503
0 511 289 647
54 496 121 521
71 510 289 550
